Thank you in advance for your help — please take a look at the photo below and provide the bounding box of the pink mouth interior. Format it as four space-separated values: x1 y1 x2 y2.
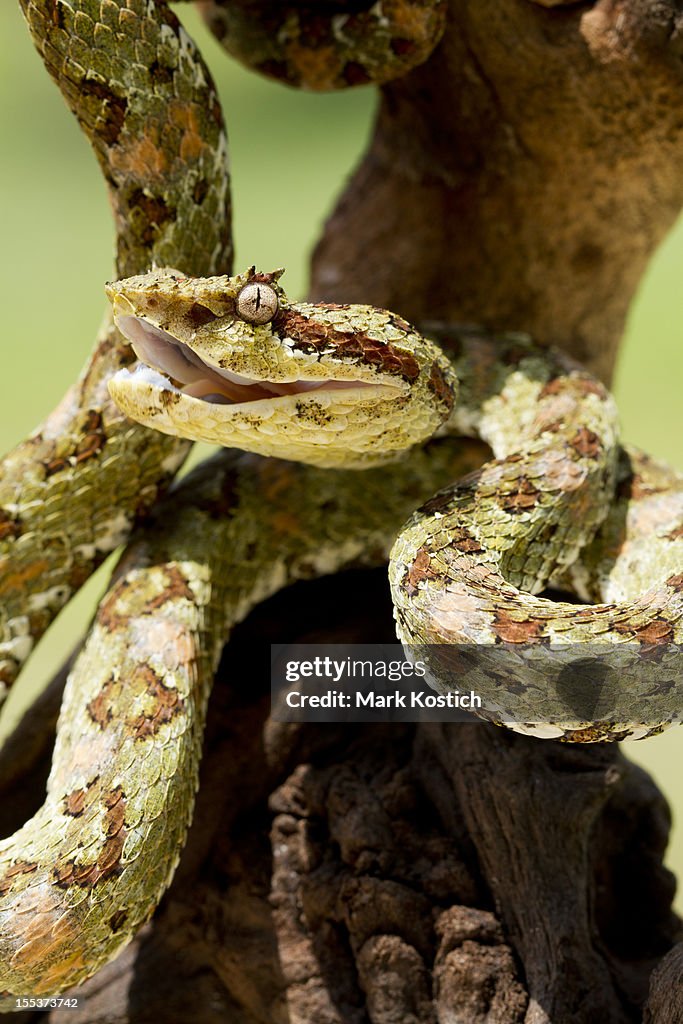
117 315 382 405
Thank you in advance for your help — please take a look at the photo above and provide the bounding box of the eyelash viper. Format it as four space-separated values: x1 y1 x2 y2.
0 0 680 1001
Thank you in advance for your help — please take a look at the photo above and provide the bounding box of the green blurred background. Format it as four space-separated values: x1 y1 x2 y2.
1 4 682 900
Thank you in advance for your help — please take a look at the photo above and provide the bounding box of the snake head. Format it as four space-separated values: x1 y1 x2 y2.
106 267 458 469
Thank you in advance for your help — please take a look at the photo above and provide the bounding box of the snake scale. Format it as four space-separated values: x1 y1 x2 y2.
0 0 681 1000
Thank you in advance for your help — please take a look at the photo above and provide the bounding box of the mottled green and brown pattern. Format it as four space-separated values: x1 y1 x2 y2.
0 0 232 694
0 0 454 998
2 426 682 995
0 0 231 999
389 330 683 740
0 425 495 996
106 283 683 742
2 0 683 1005
107 267 458 467
194 0 448 90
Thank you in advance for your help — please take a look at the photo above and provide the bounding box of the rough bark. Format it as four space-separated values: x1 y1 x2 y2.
645 943 683 1024
0 572 680 1023
3 0 683 1021
311 0 683 384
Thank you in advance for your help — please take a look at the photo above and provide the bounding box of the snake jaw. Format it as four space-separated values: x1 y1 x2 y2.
106 269 459 467
111 311 407 405
107 309 421 468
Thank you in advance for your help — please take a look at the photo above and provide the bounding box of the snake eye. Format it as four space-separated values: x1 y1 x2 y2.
236 282 279 325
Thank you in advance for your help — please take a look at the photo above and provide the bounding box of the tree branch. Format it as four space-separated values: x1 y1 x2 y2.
311 0 683 382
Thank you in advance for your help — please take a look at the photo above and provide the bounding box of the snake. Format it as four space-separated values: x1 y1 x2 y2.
105 269 683 744
0 0 681 1001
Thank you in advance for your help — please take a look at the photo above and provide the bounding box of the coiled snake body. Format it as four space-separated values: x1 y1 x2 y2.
0 0 681 999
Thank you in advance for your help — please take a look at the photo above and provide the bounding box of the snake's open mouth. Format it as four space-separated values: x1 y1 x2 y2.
115 315 399 405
